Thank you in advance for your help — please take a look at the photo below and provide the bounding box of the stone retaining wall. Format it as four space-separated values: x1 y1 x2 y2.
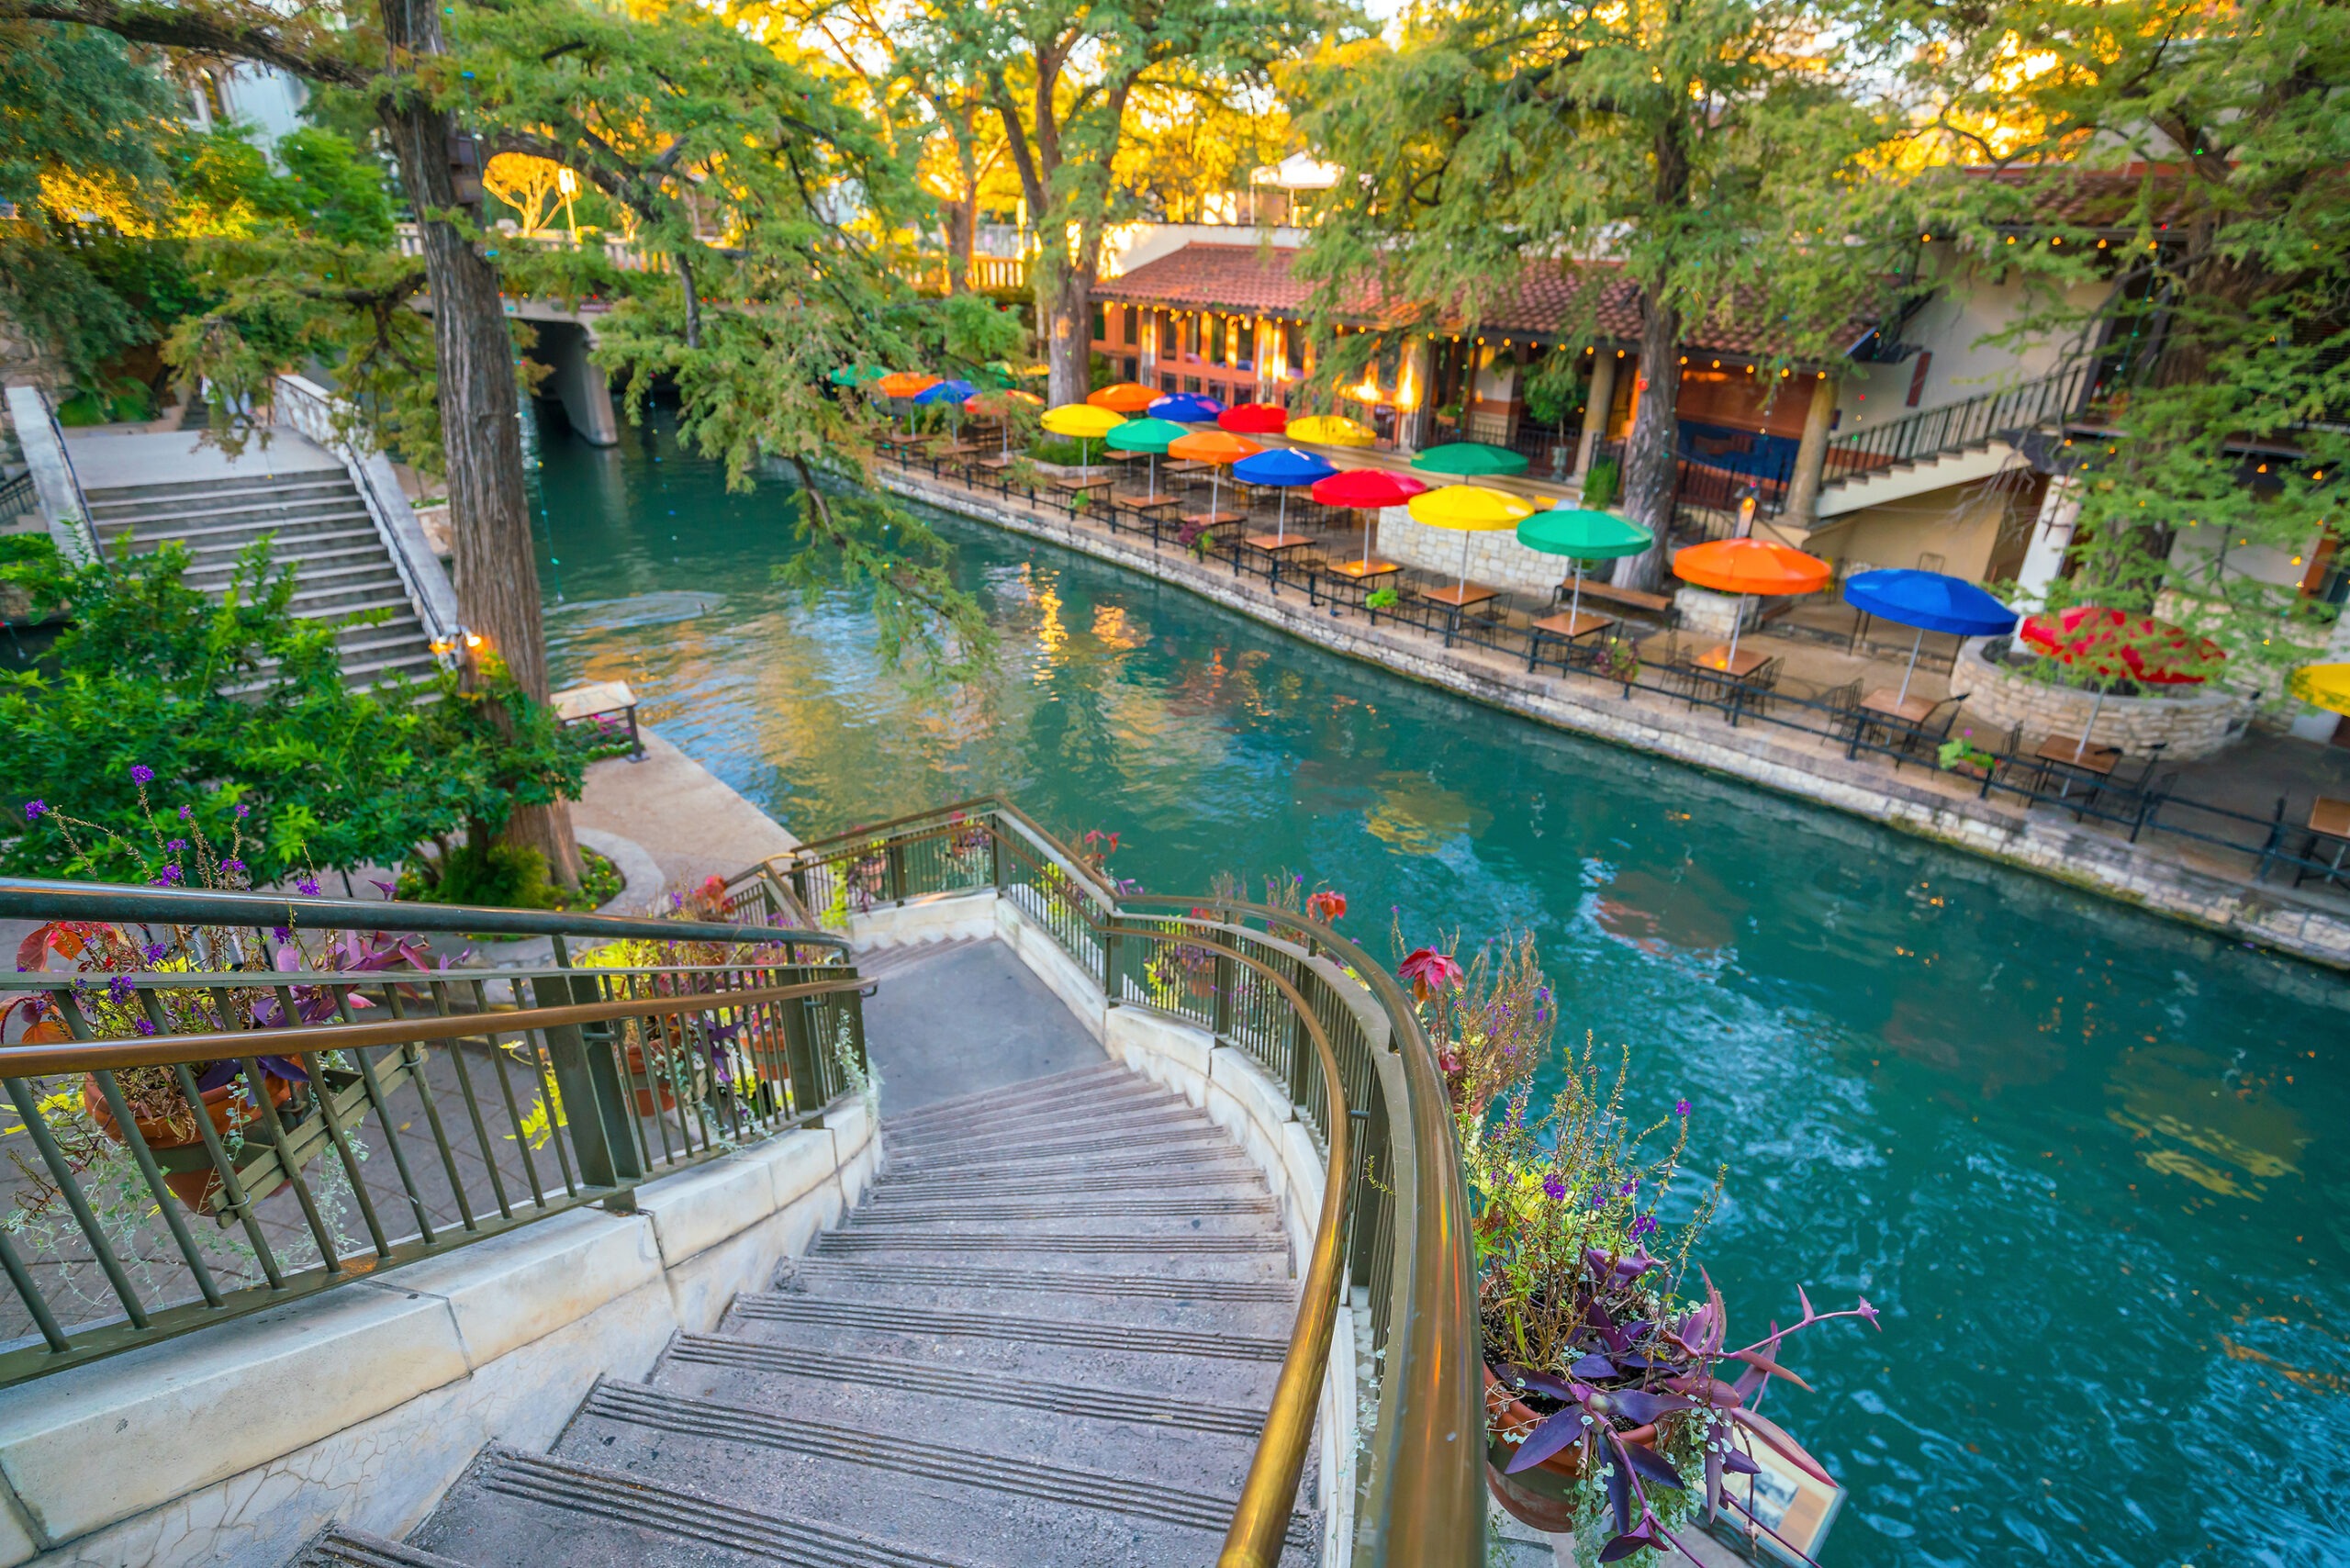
1374 504 1566 595
0 1107 878 1567
1957 641 2254 760
878 467 2350 972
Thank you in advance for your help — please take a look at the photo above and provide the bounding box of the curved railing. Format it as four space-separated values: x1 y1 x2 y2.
770 798 1484 1566
0 879 861 1386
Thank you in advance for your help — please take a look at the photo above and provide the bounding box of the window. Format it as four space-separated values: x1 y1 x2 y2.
1237 322 1257 373
1091 303 1107 345
1160 369 1179 391
1123 357 1138 382
1208 316 1225 364
1185 376 1203 395
1159 314 1179 356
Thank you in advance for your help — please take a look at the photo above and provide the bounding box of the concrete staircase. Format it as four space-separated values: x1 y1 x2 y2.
298 1058 1316 1567
84 468 438 689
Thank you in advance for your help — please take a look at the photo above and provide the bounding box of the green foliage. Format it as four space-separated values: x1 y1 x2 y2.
1580 458 1619 511
1025 436 1097 466
276 128 397 249
0 543 586 883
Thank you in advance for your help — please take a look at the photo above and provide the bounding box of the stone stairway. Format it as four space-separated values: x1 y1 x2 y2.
85 468 438 689
299 1055 1318 1567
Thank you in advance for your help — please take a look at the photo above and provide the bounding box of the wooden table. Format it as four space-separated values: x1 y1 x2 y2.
1531 609 1617 642
1180 510 1246 529
1052 475 1114 495
1324 558 1401 582
1241 532 1315 555
1861 689 1935 724
2034 736 2120 777
1423 583 1499 612
1696 644 1768 678
1115 491 1182 512
2307 797 2350 884
1570 579 1675 617
970 454 1013 473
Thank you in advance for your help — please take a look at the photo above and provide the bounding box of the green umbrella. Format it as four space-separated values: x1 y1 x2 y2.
1412 442 1530 477
1517 507 1655 629
828 364 885 386
1105 416 1189 498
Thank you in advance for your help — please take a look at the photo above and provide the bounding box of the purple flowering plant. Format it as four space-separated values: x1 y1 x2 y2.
1409 925 1879 1566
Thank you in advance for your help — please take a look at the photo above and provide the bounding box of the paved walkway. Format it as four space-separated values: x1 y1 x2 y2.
59 426 342 487
575 728 798 900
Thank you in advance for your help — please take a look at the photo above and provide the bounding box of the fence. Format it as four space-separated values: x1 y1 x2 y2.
770 798 1484 1566
1824 361 2091 484
0 880 861 1387
874 444 2350 902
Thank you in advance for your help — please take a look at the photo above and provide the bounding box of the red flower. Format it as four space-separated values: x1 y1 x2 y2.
1305 890 1347 924
1398 946 1464 1002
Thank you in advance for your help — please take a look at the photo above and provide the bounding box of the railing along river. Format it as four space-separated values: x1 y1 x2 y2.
769 797 1486 1567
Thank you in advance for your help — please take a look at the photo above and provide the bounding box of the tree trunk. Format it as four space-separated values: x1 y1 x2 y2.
376 0 579 888
947 195 977 296
1040 254 1092 407
1613 288 1683 592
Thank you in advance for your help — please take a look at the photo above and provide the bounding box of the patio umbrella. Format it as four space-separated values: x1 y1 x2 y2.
1673 537 1833 672
1167 430 1263 526
1042 402 1125 466
2020 605 2224 760
1232 447 1336 540
876 371 939 438
2288 663 2350 715
1517 508 1655 631
1150 392 1225 422
1288 414 1378 448
966 388 1044 454
1104 415 1190 498
1841 567 2020 706
1407 484 1535 600
1088 382 1158 413
827 364 885 387
914 378 978 442
1412 442 1530 478
1220 403 1289 435
1312 467 1429 568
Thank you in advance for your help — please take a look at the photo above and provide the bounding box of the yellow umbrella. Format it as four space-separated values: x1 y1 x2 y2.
1041 403 1125 465
2289 664 2350 715
1287 414 1377 448
1404 484 1534 599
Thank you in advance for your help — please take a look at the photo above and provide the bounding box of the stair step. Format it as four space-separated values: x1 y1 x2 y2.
729 1291 1288 1365
84 470 347 506
889 1091 1204 1148
654 1331 1267 1483
889 1123 1235 1173
179 524 383 557
291 1526 470 1568
413 1444 972 1568
555 1381 1315 1566
777 1256 1294 1305
852 1193 1278 1226
882 1061 1139 1129
872 1163 1262 1200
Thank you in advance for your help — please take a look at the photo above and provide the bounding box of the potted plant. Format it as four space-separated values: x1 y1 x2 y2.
1396 931 1879 1564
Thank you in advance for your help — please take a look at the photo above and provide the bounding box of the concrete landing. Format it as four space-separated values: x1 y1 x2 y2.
60 426 341 488
859 939 1106 1114
573 729 797 902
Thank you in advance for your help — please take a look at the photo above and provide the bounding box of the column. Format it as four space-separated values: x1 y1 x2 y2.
1139 309 1158 381
1394 337 1433 453
1779 371 1840 529
553 323 620 448
1572 352 1618 478
2015 475 2081 609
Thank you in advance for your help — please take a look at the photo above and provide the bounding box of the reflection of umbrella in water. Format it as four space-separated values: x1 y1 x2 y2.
2020 605 2224 760
1841 568 2018 706
1309 467 1428 568
1592 867 1738 956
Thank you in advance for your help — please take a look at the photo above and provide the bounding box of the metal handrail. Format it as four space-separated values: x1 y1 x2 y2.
0 879 867 1385
1824 360 2089 483
778 801 1484 1564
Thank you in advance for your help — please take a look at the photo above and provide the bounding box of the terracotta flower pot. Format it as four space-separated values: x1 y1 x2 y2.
1482 1362 1659 1531
84 1071 295 1213
624 1042 678 1115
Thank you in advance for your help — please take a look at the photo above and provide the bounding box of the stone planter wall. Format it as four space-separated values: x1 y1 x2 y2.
1957 640 2254 760
1673 586 1762 639
1374 505 1565 594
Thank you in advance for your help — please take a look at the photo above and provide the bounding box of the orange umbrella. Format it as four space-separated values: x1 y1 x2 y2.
1672 537 1831 668
1088 382 1158 413
1167 431 1264 523
877 371 938 398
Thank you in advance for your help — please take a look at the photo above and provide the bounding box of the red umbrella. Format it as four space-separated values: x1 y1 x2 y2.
1219 403 1289 435
1311 468 1429 569
2020 606 2224 759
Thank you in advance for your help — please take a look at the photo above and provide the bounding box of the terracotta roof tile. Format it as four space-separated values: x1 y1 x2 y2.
1094 243 1873 360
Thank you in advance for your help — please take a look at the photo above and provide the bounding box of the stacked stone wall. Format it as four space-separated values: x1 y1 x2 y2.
1957 642 2252 760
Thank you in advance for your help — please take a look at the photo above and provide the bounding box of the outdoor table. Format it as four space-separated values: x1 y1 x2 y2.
1180 509 1246 529
2034 735 2120 777
1862 689 1936 724
1242 533 1315 556
1116 491 1182 512
1052 475 1115 495
971 454 1013 472
552 678 643 761
1531 608 1617 642
1696 644 1768 678
1325 558 1401 583
1165 458 1214 476
2306 798 2350 883
1423 583 1499 612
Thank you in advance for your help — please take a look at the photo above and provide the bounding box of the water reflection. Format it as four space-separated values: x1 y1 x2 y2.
531 411 2347 1568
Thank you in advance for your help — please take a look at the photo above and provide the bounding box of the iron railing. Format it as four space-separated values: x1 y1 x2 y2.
1824 360 2090 485
770 798 1485 1567
0 879 861 1386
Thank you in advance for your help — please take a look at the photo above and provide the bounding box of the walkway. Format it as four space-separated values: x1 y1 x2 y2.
875 454 2350 970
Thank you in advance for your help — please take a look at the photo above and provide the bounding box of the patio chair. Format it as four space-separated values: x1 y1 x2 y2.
1885 693 1965 774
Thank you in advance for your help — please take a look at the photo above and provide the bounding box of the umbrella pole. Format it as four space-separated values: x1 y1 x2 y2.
1897 625 1925 706
1149 453 1158 498
1724 595 1749 669
1276 487 1288 543
1210 470 1222 521
1360 510 1371 570
2076 685 2106 761
1570 560 1586 627
1457 529 1472 599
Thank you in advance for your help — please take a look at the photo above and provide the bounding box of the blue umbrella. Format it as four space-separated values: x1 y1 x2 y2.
912 378 978 442
1842 567 2018 704
1233 449 1337 539
1150 392 1225 422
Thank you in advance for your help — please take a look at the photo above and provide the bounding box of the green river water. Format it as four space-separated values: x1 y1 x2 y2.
530 409 2346 1568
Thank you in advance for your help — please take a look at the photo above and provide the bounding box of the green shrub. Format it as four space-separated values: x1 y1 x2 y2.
1582 456 1619 510
1027 436 1099 466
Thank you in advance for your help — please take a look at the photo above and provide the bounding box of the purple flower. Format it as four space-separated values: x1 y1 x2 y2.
133 1017 156 1036
166 837 186 851
297 878 320 897
1630 1215 1658 1238
177 805 192 821
153 865 184 885
129 764 154 785
1618 1179 1639 1195
142 943 169 961
22 800 45 821
107 974 135 1002
222 858 246 874
1543 1174 1568 1203
1589 1191 1607 1209
273 925 290 942
1674 1098 1691 1116
235 803 250 819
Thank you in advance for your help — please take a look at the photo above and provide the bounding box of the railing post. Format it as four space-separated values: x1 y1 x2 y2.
780 988 826 1123
534 939 644 1191
1102 924 1123 1009
886 838 908 903
1211 949 1235 1040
